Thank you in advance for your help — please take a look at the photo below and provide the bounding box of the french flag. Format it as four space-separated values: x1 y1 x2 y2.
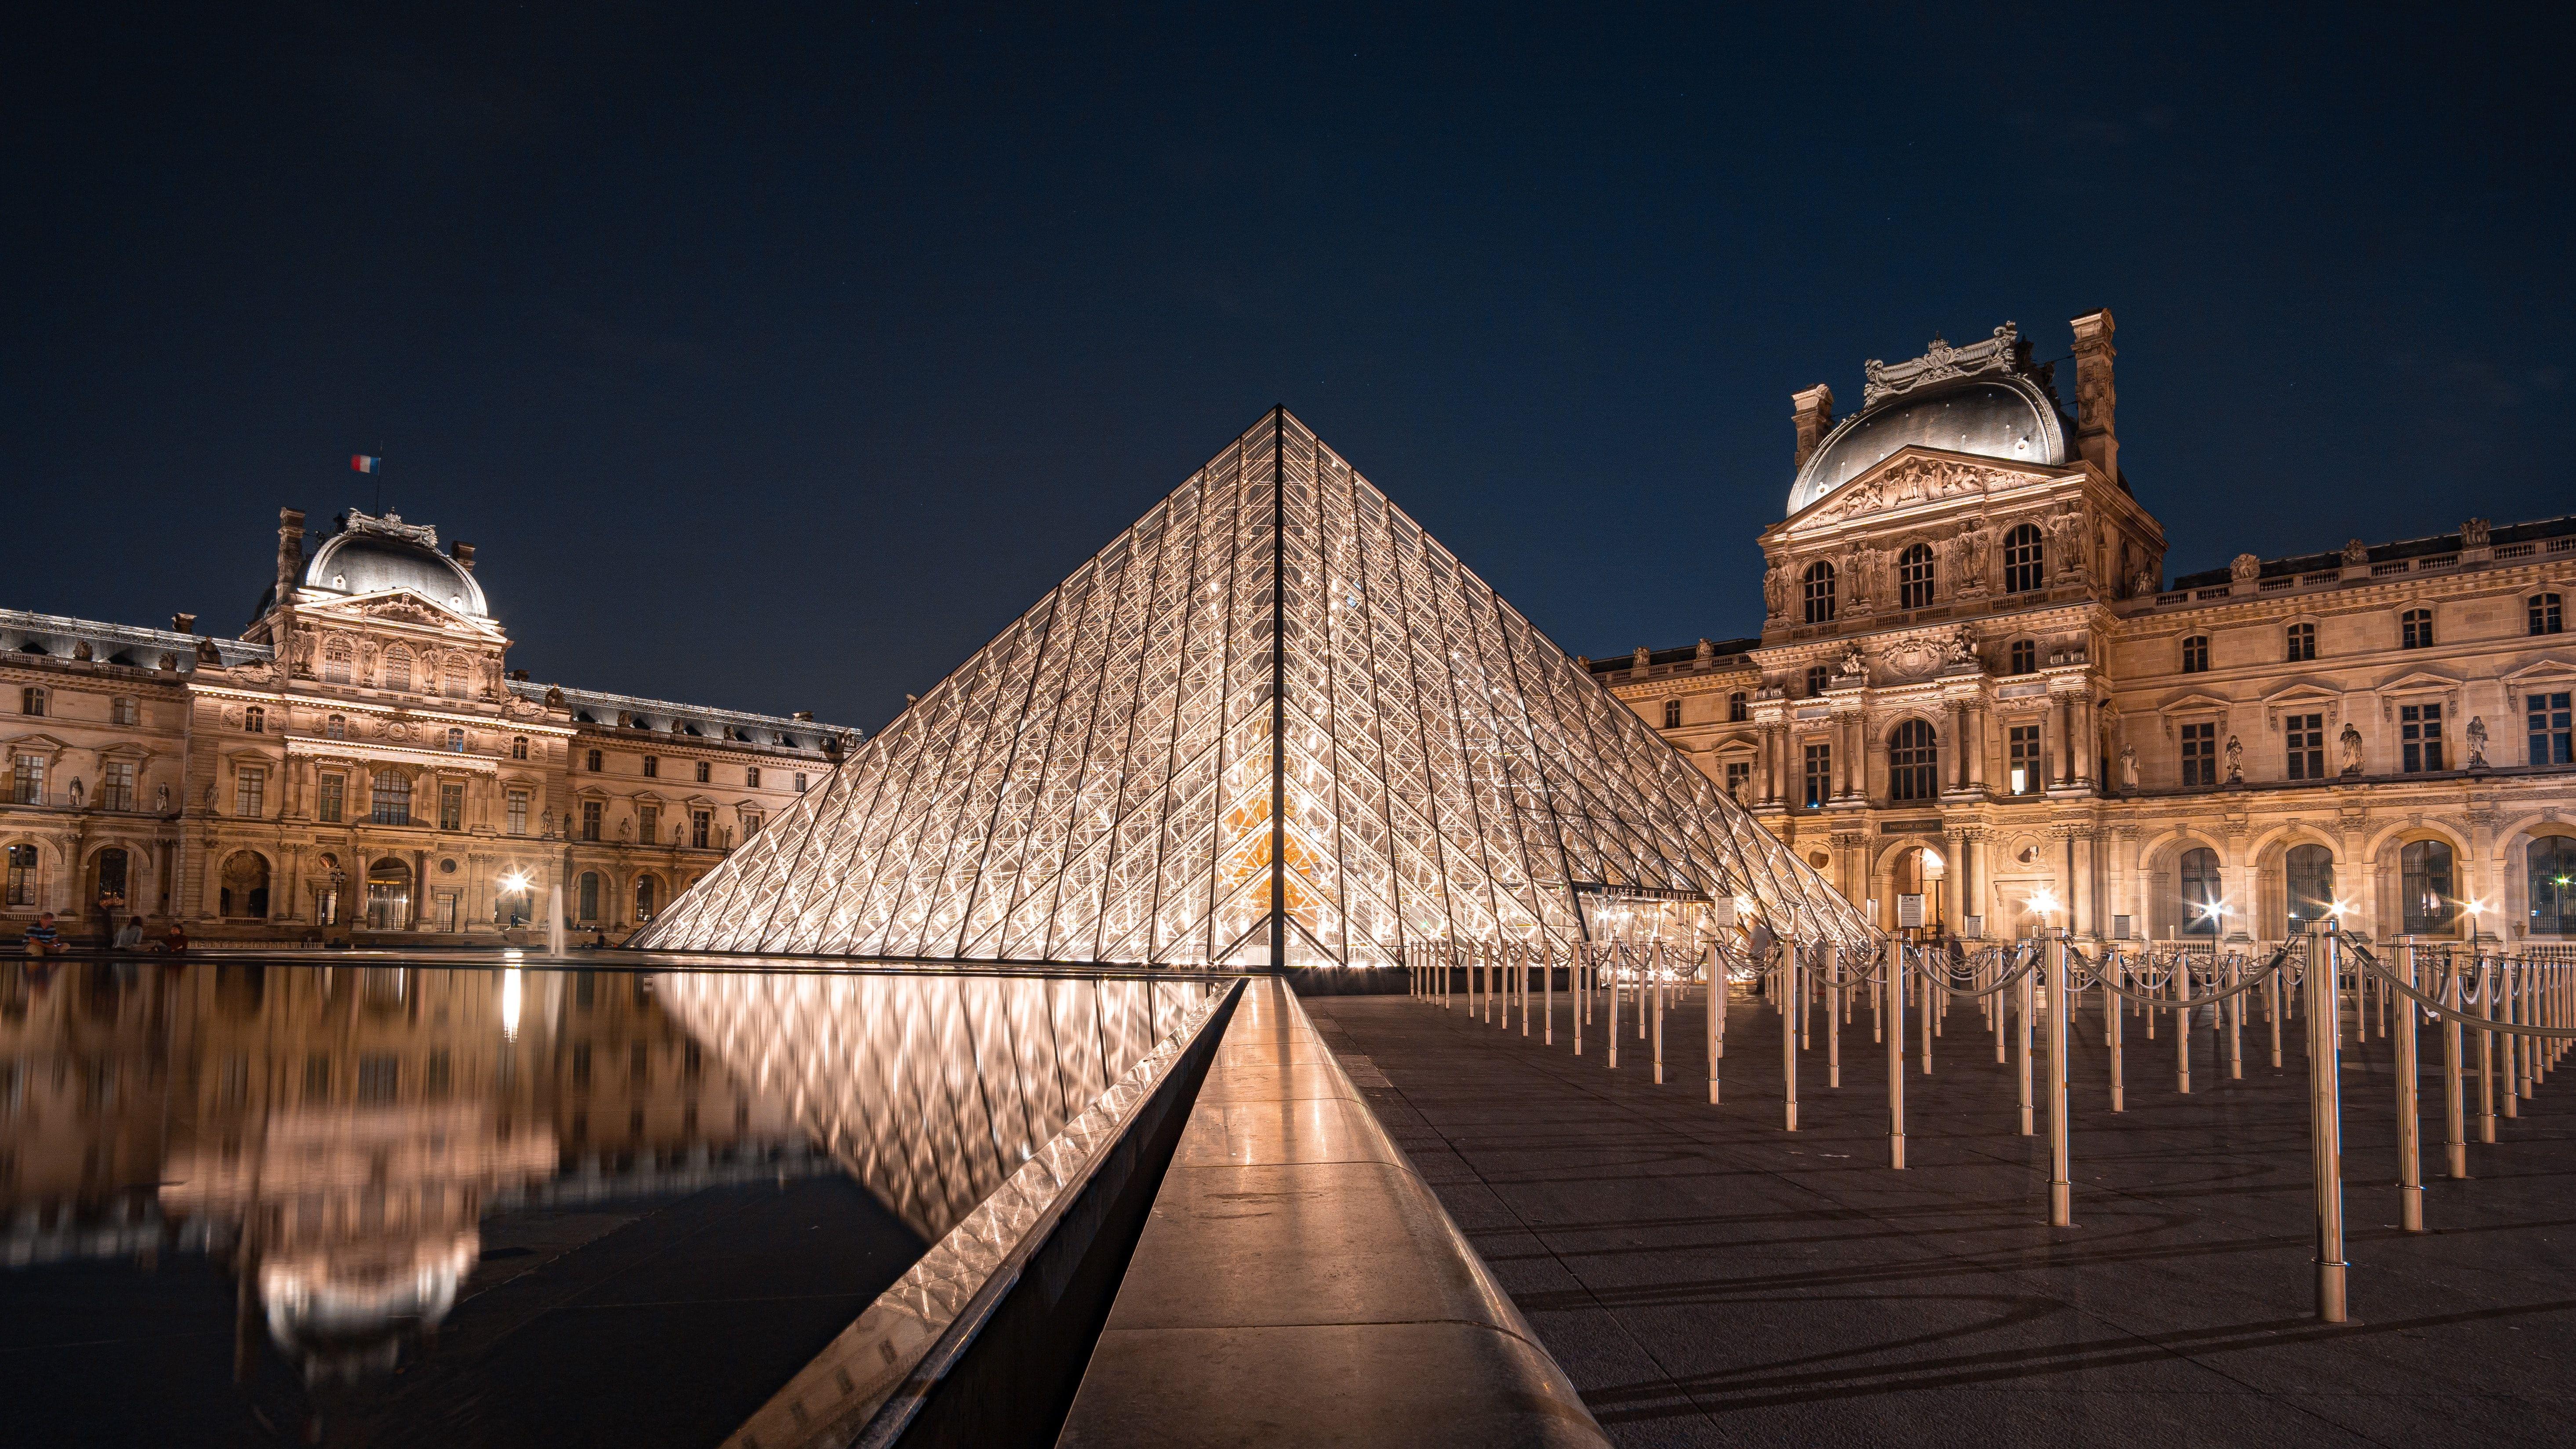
351 454 381 473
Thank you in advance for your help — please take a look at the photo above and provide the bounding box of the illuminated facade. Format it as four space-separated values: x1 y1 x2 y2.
641 410 1870 966
1603 311 2576 944
0 508 854 942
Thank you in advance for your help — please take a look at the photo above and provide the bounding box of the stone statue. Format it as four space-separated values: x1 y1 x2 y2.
1695 638 1714 665
73 640 92 662
2340 722 2363 775
2119 743 2139 790
2467 715 2489 768
2224 734 2244 784
2341 538 2369 567
1632 646 1651 673
2462 518 2492 549
1952 527 1990 591
1944 624 1977 665
69 778 84 809
2229 552 2260 584
202 783 217 811
2131 566 2159 598
1837 643 1866 679
618 817 635 843
544 685 565 708
1762 563 1788 619
156 783 170 812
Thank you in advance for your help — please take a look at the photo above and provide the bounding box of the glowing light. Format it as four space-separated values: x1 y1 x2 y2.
501 969 523 1038
499 869 532 896
2028 888 2061 918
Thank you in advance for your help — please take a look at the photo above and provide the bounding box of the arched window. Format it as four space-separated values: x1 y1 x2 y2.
1897 543 1935 609
2002 523 2045 593
90 847 130 913
2180 636 2209 673
512 736 529 760
323 638 353 683
382 645 413 692
2532 594 2565 637
1802 561 1836 623
2285 622 2316 662
634 875 660 922
4 843 37 907
578 871 602 923
243 706 265 734
1727 692 1747 723
1887 719 1938 802
2401 840 2457 934
2179 847 2223 937
2400 609 2434 650
2285 845 2335 930
218 850 270 920
326 713 346 740
1662 699 1682 729
2009 639 2037 675
1805 665 1831 697
366 857 411 930
2530 836 2576 936
443 654 471 698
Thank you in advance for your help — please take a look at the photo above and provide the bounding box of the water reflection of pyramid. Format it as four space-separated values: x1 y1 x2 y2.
639 409 1869 966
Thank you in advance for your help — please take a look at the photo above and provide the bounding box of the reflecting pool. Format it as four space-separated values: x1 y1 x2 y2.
0 955 1223 1447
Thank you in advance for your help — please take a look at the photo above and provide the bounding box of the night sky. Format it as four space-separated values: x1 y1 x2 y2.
7 6 2569 732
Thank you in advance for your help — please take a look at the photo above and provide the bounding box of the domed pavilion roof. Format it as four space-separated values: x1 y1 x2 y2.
1786 323 2071 515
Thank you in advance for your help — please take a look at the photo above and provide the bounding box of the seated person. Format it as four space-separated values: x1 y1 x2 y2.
23 912 65 956
113 915 147 950
154 922 190 954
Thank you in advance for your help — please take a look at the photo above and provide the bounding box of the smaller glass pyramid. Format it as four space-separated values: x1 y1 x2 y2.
638 410 1871 965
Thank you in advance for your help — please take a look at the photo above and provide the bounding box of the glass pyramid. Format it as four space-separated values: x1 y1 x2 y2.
636 409 1871 966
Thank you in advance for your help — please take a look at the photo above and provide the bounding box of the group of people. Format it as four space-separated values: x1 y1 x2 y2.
22 911 189 956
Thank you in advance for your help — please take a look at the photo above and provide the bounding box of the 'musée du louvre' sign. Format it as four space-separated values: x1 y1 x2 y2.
639 409 1869 967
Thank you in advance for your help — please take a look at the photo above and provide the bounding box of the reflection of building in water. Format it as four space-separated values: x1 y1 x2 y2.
0 961 811 1379
653 971 1219 1242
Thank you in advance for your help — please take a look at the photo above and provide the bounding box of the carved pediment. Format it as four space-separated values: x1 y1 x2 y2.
1777 447 2063 539
2501 657 2576 687
297 589 505 640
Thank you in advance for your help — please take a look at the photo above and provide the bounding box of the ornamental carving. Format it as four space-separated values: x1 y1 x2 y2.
2461 518 2491 549
1806 455 2018 526
1862 323 2025 407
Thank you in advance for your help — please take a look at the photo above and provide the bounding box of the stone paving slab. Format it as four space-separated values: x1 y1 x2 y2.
1307 987 2576 1448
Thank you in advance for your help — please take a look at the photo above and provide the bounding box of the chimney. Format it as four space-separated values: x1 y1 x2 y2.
276 508 305 598
172 612 197 636
451 540 476 573
2070 309 2118 480
1791 385 1836 470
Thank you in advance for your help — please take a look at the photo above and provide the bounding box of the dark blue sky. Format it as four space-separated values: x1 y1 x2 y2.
6 5 2569 730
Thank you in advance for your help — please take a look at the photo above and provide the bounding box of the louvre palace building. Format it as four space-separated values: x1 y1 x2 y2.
1596 310 2576 947
1 508 853 944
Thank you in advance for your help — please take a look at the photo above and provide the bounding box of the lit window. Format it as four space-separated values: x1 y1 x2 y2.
10 754 44 805
2402 840 2457 934
506 788 529 837
2009 724 2044 795
2180 722 2217 787
447 727 466 753
2529 836 2576 936
2401 608 2434 650
1802 742 1831 809
111 697 138 726
235 767 266 819
1723 762 1750 799
1801 561 1836 624
2002 523 2045 593
1727 692 1747 723
99 760 134 811
244 706 265 734
1897 543 1935 609
2400 702 2444 772
371 770 411 825
2531 691 2572 766
745 765 760 788
635 875 659 922
2180 636 2209 673
512 736 528 760
2533 594 2565 637
4 844 36 906
2285 623 2316 662
2180 847 2222 937
1887 719 1938 802
578 871 601 922
586 749 603 772
2285 713 2325 781
2009 639 2036 675
1662 699 1682 729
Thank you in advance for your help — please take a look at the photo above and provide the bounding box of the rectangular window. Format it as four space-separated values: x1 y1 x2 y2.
638 804 660 846
371 771 411 825
691 810 712 848
112 697 138 726
100 760 135 812
235 767 266 819
2180 722 2217 787
2286 623 2316 662
643 756 659 779
1724 761 1751 799
581 800 602 842
2285 713 2325 781
439 781 465 831
2401 703 2445 773
745 765 760 788
2532 692 2574 766
11 754 44 805
742 812 763 836
1802 742 1831 809
318 772 345 824
2009 725 2044 795
506 788 530 837
697 760 712 784
795 772 808 793
4 844 34 906
586 749 603 772
435 891 459 932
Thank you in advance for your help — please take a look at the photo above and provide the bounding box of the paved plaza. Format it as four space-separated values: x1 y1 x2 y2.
1305 985 2576 1448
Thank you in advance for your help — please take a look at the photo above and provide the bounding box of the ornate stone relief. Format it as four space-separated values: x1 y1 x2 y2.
1862 323 2025 407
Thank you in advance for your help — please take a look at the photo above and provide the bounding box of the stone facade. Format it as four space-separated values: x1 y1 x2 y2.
1 507 854 944
1600 311 2576 945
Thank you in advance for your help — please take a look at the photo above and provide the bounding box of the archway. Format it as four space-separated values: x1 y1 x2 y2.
2400 840 2458 937
633 873 661 924
218 851 270 920
2285 844 2336 933
1886 845 1946 933
2178 847 2223 938
578 871 602 924
2529 835 2576 938
87 846 132 937
365 857 412 931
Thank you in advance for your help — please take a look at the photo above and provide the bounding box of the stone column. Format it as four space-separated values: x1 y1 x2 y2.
1966 830 1991 931
1941 827 1966 929
1967 702 1988 789
411 848 429 930
2074 697 2097 787
2071 830 2097 938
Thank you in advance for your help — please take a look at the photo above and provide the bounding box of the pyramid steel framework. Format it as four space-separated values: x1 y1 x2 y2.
637 409 1871 966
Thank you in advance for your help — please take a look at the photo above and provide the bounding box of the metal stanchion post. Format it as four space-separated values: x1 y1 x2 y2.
1783 945 1800 1131
1544 943 1554 1047
2017 948 2035 1136
1995 951 2008 1065
2048 930 2071 1226
1573 945 1585 1057
1921 944 1934 1076
2508 962 2526 1112
2107 948 2125 1111
2442 948 2467 1179
1706 941 1721 1105
2270 947 2285 1069
2308 924 2350 1322
2176 954 2193 1094
1653 945 1666 1085
2396 939 2424 1232
1888 943 1907 1167
1607 945 1621 1070
2479 959 2497 1144
2229 955 2244 1081
1828 947 1842 1089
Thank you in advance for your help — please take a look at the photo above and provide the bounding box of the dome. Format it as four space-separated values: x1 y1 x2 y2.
304 520 490 617
1787 376 2067 515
